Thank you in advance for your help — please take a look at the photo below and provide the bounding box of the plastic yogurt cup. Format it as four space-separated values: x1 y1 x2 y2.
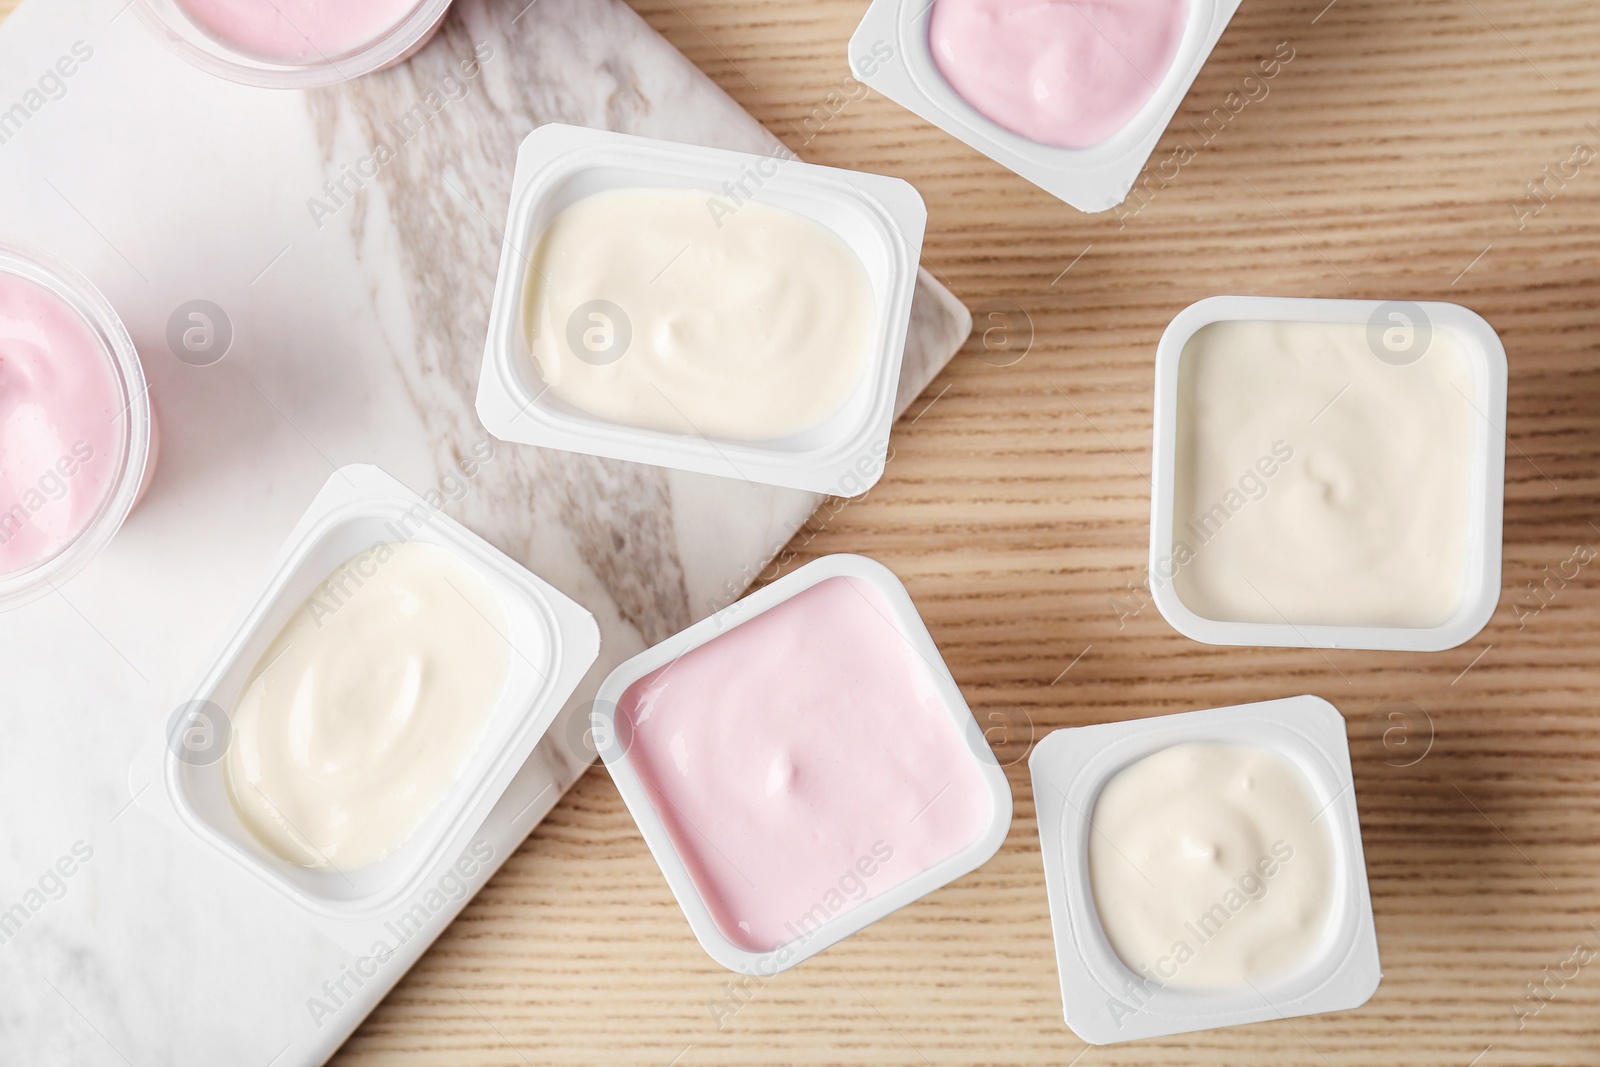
134 0 455 88
0 240 154 611
476 124 928 497
849 0 1244 212
1148 296 1508 652
593 553 1012 975
1030 695 1382 1044
156 465 599 922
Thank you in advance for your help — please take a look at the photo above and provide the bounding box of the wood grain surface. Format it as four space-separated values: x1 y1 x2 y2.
12 0 1600 1063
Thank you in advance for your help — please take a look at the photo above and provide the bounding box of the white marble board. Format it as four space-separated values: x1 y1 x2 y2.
0 0 972 1062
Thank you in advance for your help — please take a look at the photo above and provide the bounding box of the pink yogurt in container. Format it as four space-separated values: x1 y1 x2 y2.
927 0 1189 149
595 554 1013 974
849 0 1242 210
0 241 154 610
136 0 456 88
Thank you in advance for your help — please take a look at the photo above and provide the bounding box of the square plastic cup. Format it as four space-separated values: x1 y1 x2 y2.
849 0 1243 211
159 465 599 924
1148 295 1508 652
1030 694 1381 1044
475 124 928 497
592 553 1011 975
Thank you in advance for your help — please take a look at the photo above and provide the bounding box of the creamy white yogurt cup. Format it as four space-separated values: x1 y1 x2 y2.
848 0 1243 212
1149 295 1508 652
1030 694 1381 1044
132 464 598 937
475 124 927 497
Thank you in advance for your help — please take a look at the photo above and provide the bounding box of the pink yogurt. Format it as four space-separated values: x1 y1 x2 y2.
0 272 123 575
616 575 993 953
175 0 426 63
928 0 1189 150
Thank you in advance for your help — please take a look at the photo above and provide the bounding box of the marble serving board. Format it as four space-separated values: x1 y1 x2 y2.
0 0 971 1062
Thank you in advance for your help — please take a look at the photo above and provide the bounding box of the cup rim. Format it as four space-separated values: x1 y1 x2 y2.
0 239 152 611
592 552 1013 975
160 465 601 922
1029 696 1382 1043
475 124 927 498
1147 294 1508 652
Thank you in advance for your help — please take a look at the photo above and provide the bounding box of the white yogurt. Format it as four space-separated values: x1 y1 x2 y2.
225 540 510 870
521 186 876 441
1088 741 1335 991
1171 319 1477 628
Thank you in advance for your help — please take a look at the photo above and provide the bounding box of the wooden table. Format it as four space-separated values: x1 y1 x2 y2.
11 0 1600 1063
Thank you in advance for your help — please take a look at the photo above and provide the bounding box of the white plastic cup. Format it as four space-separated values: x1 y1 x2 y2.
1030 695 1382 1044
593 553 1012 975
476 124 928 497
153 465 599 932
1148 295 1508 652
849 0 1243 212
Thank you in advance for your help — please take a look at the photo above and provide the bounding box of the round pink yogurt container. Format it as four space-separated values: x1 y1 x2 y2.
134 0 455 89
0 240 155 611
